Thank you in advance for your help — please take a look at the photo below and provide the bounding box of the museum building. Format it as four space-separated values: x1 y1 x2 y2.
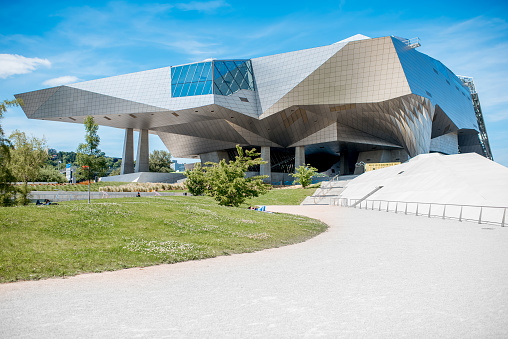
15 34 493 182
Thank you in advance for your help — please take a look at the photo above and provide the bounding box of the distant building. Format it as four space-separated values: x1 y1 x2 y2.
171 161 186 172
16 34 492 183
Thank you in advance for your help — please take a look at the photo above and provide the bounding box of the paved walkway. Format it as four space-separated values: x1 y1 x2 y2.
1 206 507 338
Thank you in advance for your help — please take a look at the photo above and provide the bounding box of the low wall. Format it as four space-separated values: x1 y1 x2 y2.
100 172 186 183
30 191 190 202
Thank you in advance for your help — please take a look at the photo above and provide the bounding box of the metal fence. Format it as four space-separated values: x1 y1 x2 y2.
330 198 507 227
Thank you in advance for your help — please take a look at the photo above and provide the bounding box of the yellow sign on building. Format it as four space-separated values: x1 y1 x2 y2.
364 162 401 172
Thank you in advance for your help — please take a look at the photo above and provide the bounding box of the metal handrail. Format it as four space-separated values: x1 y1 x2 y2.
330 174 340 182
312 174 343 204
329 197 507 227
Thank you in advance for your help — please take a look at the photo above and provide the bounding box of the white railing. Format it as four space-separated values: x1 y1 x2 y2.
330 198 507 227
311 174 344 203
402 37 421 49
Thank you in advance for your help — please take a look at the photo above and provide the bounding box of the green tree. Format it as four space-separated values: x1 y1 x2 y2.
290 164 318 188
35 165 67 183
76 116 106 182
106 157 121 169
9 130 48 204
149 150 173 173
0 99 22 206
203 145 269 207
109 167 121 176
184 163 207 196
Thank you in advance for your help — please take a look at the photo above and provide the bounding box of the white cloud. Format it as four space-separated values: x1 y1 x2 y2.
165 40 221 57
0 54 51 79
42 75 80 87
175 1 229 12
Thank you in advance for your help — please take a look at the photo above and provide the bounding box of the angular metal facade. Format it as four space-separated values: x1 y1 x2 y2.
15 34 485 174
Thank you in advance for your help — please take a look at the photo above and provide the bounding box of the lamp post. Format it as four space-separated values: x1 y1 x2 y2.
58 160 62 172
82 165 90 204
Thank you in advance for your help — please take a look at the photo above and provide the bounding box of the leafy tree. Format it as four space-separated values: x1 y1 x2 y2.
203 145 269 207
184 163 207 196
0 99 22 206
76 116 106 182
46 151 77 168
149 150 173 173
291 164 318 188
105 157 121 174
109 167 121 176
35 165 67 183
9 130 48 204
59 151 77 166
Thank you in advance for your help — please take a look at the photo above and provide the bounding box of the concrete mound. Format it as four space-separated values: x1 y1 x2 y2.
341 153 508 208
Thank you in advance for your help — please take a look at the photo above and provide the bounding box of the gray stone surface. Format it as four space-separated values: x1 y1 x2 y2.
29 190 189 202
135 129 149 173
260 146 271 183
121 128 134 175
100 171 186 183
1 206 507 338
295 145 305 170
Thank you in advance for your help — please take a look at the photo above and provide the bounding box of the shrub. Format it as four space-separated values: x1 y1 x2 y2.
184 145 270 207
184 163 207 196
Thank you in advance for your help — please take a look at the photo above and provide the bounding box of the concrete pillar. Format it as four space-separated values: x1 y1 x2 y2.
135 129 149 172
339 152 348 176
260 146 271 183
295 146 305 171
121 128 134 175
199 151 229 165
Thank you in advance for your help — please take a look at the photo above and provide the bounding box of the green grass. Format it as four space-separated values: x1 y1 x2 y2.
0 195 327 283
244 185 318 206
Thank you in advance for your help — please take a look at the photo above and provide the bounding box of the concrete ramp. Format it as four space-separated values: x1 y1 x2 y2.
100 172 186 183
350 186 383 207
341 153 508 207
339 153 508 224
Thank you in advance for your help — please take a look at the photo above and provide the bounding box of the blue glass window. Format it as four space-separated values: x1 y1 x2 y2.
171 60 255 97
173 83 183 97
212 60 255 96
171 61 213 97
180 83 190 97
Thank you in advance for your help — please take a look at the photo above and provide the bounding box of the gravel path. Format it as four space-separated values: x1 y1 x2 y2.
1 205 507 338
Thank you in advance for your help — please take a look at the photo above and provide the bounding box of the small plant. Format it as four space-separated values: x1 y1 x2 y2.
290 164 318 188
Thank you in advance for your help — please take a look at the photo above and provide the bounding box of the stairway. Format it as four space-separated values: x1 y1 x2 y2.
301 175 358 205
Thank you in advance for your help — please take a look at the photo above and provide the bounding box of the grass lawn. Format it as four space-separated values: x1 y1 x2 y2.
0 195 326 283
244 185 318 206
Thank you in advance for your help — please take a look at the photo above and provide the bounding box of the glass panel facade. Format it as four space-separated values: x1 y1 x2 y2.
171 60 255 97
171 61 213 97
213 60 255 96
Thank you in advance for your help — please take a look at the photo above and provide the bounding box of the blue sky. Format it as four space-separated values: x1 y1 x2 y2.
1 0 507 165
